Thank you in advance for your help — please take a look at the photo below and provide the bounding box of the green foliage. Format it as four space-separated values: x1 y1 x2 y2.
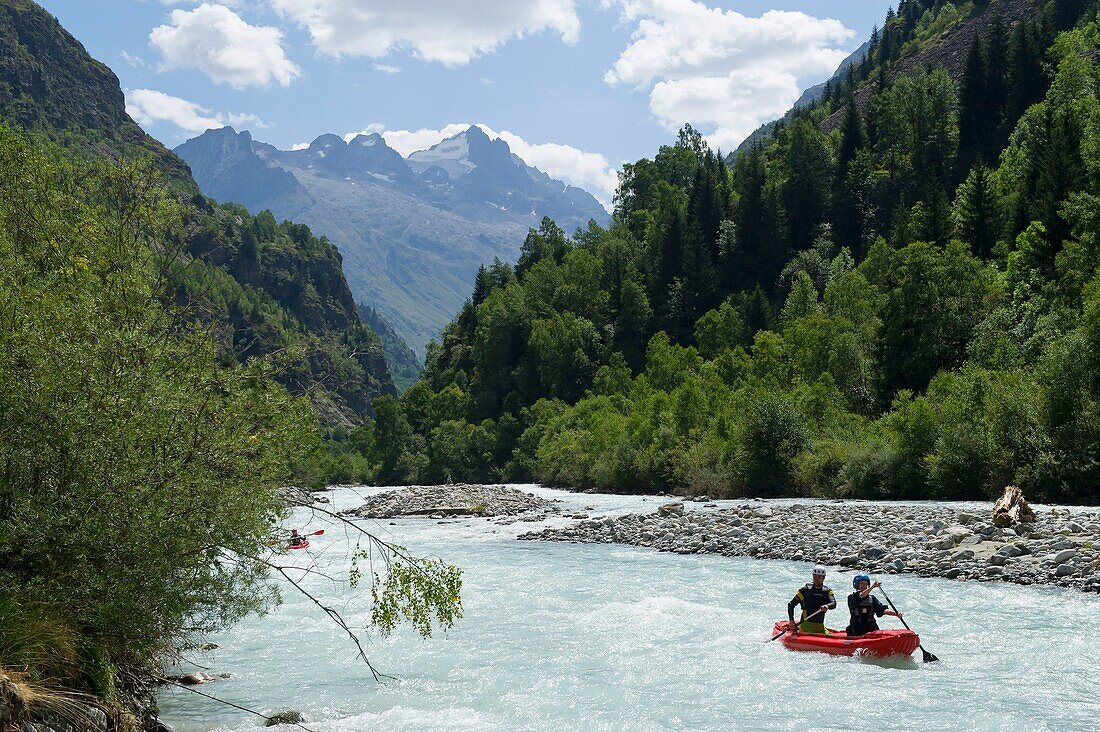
356 9 1100 505
361 550 463 639
0 131 316 690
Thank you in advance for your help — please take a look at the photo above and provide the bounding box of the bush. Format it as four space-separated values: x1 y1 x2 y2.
736 391 809 496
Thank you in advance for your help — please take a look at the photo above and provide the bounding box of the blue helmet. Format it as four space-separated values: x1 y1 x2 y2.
853 573 872 590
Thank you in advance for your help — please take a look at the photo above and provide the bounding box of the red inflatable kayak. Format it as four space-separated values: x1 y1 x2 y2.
287 540 310 550
771 621 920 658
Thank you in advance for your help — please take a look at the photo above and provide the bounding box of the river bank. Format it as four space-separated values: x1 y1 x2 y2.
518 497 1100 592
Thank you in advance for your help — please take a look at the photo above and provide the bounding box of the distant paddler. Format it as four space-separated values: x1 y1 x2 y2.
283 528 323 550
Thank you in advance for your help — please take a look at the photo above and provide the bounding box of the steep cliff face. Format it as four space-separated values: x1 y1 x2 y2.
0 0 190 182
0 0 396 423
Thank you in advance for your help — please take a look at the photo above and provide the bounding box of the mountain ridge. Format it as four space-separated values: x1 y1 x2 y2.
176 124 611 353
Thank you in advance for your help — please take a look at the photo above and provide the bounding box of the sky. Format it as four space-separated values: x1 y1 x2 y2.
39 0 893 205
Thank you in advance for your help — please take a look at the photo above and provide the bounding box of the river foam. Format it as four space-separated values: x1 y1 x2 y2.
159 486 1100 731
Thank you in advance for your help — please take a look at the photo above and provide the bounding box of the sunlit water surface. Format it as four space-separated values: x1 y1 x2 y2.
159 486 1100 731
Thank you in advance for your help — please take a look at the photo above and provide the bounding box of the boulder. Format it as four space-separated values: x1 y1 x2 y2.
927 527 970 550
266 709 304 727
657 502 684 517
177 672 214 685
1051 549 1077 564
992 485 1037 527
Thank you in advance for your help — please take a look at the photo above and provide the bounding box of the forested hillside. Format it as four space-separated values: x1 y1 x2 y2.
0 0 395 426
353 0 1100 504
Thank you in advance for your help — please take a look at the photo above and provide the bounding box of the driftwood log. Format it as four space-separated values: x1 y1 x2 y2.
992 485 1037 527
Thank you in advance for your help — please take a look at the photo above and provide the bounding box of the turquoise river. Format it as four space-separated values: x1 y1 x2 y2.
158 486 1100 731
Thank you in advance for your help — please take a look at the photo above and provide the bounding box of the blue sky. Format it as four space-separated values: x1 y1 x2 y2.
40 0 892 203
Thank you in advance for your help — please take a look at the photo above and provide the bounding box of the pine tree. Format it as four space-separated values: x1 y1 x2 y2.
837 92 867 179
654 205 687 316
985 12 1010 149
958 33 987 173
782 119 833 252
1053 0 1089 31
834 94 870 253
472 265 490 306
953 163 998 259
729 146 767 293
1007 20 1047 126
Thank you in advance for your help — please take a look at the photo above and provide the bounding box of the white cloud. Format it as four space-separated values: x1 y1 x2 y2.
343 123 617 209
372 63 402 74
606 0 854 148
150 3 300 88
125 88 270 136
269 0 580 66
120 50 147 68
344 123 468 156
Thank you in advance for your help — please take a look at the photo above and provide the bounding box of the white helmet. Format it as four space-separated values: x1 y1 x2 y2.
812 565 827 577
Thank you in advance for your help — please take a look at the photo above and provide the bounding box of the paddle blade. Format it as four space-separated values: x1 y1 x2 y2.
921 647 939 663
311 529 325 536
766 629 787 644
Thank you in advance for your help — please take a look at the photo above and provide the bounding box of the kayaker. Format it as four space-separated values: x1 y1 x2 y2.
788 565 837 635
846 574 903 637
288 529 307 548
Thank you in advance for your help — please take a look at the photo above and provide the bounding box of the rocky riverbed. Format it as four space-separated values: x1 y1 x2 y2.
519 500 1100 592
344 484 561 522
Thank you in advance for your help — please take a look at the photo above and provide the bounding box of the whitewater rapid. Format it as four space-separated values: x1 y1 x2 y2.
158 486 1100 731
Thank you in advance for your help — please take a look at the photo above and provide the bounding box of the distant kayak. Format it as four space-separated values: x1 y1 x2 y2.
771 621 920 658
287 540 310 550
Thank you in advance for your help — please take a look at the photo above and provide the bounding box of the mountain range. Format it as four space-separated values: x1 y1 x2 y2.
176 125 610 354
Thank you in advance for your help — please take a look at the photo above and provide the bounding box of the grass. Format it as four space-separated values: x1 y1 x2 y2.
0 593 80 684
0 668 106 731
0 593 132 729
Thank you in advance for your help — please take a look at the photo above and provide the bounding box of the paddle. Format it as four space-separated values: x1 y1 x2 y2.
876 587 938 663
766 606 827 643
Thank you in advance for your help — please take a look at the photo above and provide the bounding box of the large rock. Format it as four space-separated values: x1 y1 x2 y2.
266 709 303 727
658 502 685 517
928 527 971 550
1050 549 1077 564
992 486 1037 527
